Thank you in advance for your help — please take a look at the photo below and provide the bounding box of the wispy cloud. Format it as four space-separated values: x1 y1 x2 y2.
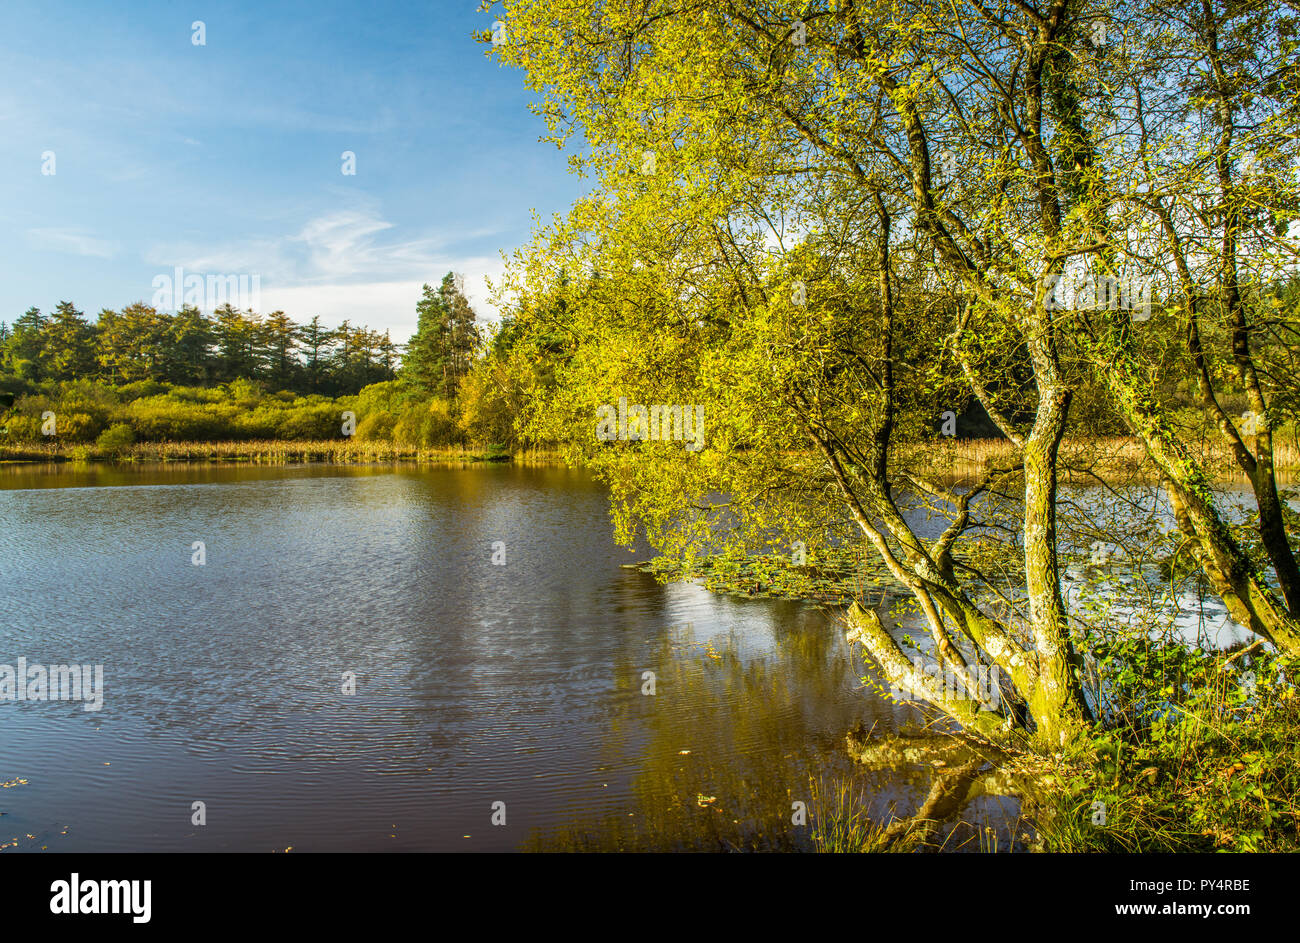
26 227 118 259
143 206 505 328
0 2 559 339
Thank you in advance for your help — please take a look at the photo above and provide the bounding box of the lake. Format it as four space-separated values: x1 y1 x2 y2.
0 463 1017 852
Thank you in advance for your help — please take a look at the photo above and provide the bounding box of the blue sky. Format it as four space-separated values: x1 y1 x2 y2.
1 0 584 341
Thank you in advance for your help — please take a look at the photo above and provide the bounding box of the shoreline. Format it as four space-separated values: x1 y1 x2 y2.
0 440 566 466
1 434 1291 482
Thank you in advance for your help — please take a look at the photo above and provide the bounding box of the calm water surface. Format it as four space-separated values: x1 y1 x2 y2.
0 463 1004 852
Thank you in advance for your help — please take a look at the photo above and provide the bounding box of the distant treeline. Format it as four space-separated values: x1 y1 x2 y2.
0 272 485 403
0 301 398 396
0 273 534 454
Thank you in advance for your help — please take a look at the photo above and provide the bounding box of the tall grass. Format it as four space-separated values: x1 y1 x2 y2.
0 439 568 465
906 434 1300 482
9 432 1297 477
807 774 894 852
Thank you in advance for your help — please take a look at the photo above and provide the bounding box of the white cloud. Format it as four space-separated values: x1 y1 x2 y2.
27 227 118 259
144 207 506 339
260 265 505 341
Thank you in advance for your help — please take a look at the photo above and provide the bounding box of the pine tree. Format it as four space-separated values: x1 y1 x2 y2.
213 304 257 382
45 301 96 381
439 272 480 396
6 308 48 380
162 305 215 385
263 311 299 389
96 302 168 383
297 316 334 392
402 283 449 393
401 275 480 395
378 330 400 379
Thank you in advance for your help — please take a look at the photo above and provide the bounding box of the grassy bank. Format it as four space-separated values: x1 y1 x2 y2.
6 433 1297 476
1030 648 1300 852
0 439 567 465
803 649 1300 853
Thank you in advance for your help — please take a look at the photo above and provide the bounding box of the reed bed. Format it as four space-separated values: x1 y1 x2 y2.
3 434 1297 478
126 439 496 464
903 435 1300 483
0 439 569 465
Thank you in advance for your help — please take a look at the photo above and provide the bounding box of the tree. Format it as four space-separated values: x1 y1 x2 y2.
213 304 259 382
262 310 300 390
96 303 167 383
439 272 480 396
377 330 401 378
161 305 215 385
1076 0 1300 651
330 319 355 392
297 315 335 392
44 301 96 381
6 308 48 381
491 0 1300 746
402 274 480 395
403 283 450 393
490 0 1093 746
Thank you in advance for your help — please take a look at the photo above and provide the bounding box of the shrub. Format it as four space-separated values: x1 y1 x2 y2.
275 404 343 439
96 422 136 454
230 407 281 440
2 412 45 440
393 397 462 447
116 379 169 401
124 397 238 440
458 361 518 448
226 377 267 408
54 411 103 442
356 410 398 441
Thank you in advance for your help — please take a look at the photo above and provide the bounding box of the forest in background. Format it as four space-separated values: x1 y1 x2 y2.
0 272 534 454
